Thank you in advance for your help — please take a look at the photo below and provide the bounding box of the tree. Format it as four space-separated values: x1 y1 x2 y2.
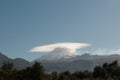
51 72 58 80
30 62 45 80
57 71 71 80
0 61 16 80
1 61 14 71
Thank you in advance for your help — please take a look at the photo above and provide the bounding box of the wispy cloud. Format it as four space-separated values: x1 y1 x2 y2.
78 48 120 55
29 42 91 53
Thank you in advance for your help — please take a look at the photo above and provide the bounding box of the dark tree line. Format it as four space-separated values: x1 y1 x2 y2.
0 60 120 80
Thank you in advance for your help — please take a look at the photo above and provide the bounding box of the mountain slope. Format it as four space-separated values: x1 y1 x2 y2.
36 48 76 61
34 48 120 73
0 52 31 70
1 52 120 73
0 52 12 66
13 58 31 69
38 54 120 73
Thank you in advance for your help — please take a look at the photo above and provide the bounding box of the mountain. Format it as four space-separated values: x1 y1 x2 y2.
1 52 120 73
0 52 31 70
36 48 76 61
0 52 12 66
35 52 120 73
13 58 31 69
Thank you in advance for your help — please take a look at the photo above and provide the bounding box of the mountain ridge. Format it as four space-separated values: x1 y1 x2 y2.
36 53 120 72
36 48 76 61
1 52 120 73
0 52 31 70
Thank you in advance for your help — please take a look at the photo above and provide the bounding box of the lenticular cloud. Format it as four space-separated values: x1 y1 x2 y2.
30 42 91 53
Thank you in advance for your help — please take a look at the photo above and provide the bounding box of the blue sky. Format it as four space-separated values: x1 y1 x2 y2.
0 0 120 61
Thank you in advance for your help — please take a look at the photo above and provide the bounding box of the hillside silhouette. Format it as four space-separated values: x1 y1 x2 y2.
0 60 120 80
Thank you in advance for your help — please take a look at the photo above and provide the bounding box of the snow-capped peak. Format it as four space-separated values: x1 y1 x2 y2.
37 48 76 61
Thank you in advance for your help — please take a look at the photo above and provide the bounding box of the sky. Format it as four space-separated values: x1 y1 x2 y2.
0 0 120 61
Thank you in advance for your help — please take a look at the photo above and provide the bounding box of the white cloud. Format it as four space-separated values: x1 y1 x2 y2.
78 48 120 55
30 42 91 53
92 48 120 55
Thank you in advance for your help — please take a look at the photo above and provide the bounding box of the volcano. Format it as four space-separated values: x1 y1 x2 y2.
35 48 77 61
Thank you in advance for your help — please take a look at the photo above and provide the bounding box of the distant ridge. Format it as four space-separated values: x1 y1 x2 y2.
0 52 120 73
35 52 120 73
0 52 31 70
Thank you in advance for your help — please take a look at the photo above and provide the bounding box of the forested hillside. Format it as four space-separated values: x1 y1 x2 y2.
0 60 120 80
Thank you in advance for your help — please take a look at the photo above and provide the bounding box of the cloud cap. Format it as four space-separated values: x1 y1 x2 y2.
30 42 91 53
